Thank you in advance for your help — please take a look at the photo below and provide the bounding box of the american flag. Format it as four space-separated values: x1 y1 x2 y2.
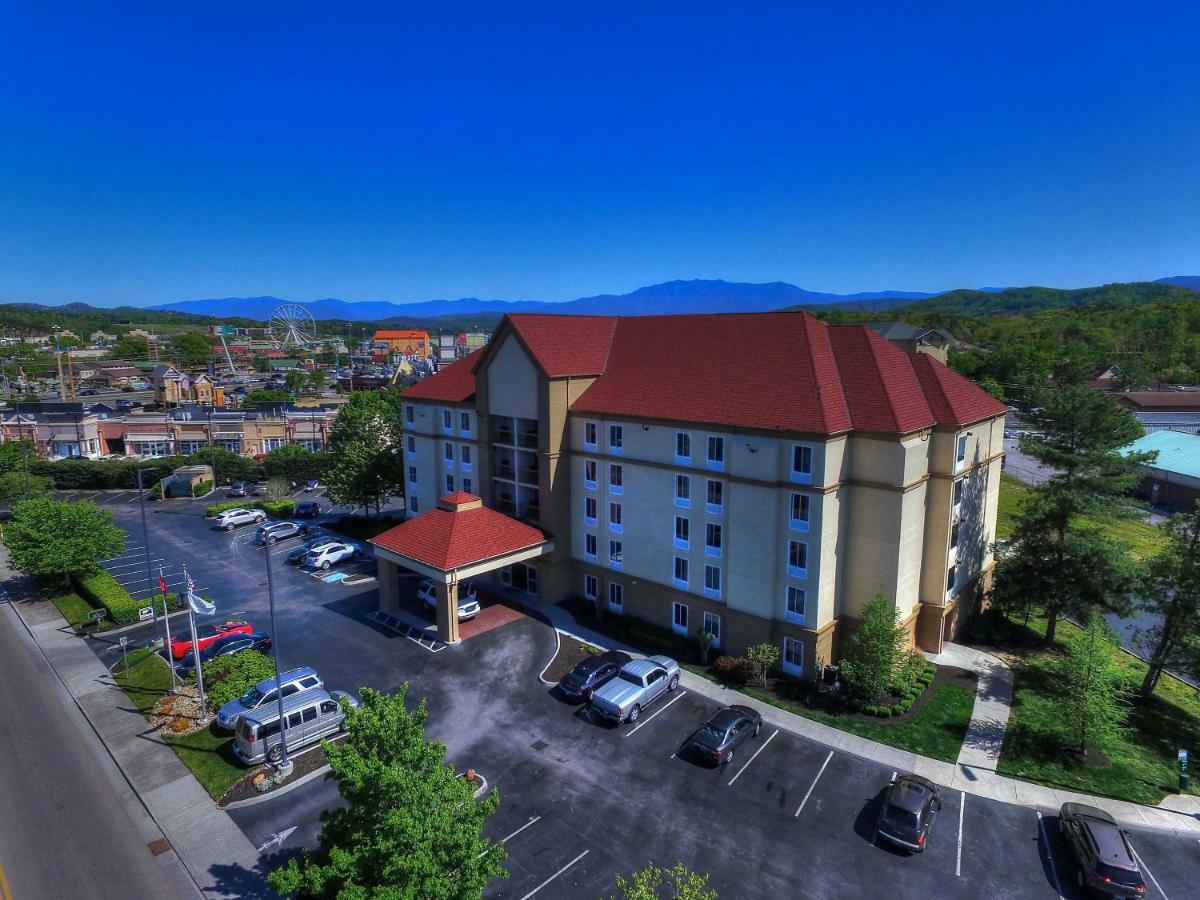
185 572 195 603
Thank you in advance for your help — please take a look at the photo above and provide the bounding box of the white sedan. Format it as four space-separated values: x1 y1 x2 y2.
303 541 363 570
417 579 481 621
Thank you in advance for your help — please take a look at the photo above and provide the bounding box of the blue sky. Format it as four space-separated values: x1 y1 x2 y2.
3 2 1199 307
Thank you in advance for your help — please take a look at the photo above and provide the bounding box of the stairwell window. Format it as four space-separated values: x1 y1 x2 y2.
705 523 723 558
789 492 810 531
791 445 813 484
786 586 806 624
675 432 691 465
674 516 690 550
609 424 623 455
675 474 691 508
788 540 808 579
673 556 689 588
609 464 623 495
704 564 722 599
707 435 725 471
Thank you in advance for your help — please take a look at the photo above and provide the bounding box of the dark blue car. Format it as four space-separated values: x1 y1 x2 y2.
175 631 271 675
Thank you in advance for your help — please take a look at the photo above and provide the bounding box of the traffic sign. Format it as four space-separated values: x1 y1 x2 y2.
138 606 153 622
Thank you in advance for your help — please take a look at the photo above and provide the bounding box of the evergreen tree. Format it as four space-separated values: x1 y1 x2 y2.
1134 504 1200 698
838 594 907 700
1057 608 1131 757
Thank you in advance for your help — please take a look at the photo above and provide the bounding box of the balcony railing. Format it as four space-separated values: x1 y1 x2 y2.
518 466 539 484
492 428 515 446
517 431 539 450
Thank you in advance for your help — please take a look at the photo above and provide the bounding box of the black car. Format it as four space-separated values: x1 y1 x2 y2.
285 537 327 565
685 705 763 765
175 632 271 675
304 479 319 492
557 650 632 702
295 500 322 518
1059 803 1147 897
876 774 942 852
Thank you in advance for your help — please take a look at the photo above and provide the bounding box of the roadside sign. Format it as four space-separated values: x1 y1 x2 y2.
119 636 128 646
119 635 130 673
86 609 105 624
1181 749 1190 792
138 606 153 622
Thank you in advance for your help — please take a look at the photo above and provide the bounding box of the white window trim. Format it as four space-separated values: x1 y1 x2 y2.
782 637 804 677
706 434 725 472
584 533 598 561
788 540 808 580
791 444 814 485
584 497 597 527
583 574 598 601
705 524 722 559
789 492 811 532
785 586 806 625
584 460 597 490
705 480 724 516
608 465 623 496
608 582 624 613
609 502 623 535
672 601 689 635
673 516 689 551
675 475 691 509
609 540 623 570
675 432 691 466
672 557 689 590
608 424 624 456
956 434 969 469
584 421 598 451
703 564 722 600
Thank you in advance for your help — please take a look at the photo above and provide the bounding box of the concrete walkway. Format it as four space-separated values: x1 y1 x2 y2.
518 594 1200 836
5 595 263 897
924 642 1012 771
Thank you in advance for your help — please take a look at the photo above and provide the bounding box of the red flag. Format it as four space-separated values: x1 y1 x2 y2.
158 571 168 596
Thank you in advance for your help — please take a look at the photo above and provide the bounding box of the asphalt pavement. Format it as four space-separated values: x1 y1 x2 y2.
0 598 194 899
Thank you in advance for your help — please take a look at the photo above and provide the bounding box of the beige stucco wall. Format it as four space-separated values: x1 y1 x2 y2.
485 335 539 421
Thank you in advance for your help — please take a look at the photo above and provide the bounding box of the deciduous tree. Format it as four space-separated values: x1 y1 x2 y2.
325 390 404 515
838 594 907 700
1056 608 1131 757
610 861 718 900
2 497 125 587
268 685 506 899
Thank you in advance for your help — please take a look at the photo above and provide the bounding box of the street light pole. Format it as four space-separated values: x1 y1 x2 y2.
137 465 177 691
263 530 292 777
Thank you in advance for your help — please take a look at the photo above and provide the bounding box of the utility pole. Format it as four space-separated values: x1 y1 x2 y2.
137 466 176 691
65 348 76 400
264 537 292 777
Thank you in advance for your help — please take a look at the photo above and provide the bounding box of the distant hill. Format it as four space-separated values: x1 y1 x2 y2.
148 279 938 322
1155 275 1200 292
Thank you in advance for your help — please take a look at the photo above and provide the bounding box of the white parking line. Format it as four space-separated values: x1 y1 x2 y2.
1036 811 1065 900
726 729 778 786
956 791 965 877
623 690 688 737
501 816 541 844
1131 846 1169 900
793 750 834 816
519 849 589 900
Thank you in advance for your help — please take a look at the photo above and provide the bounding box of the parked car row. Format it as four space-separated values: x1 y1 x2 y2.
174 630 272 675
556 652 681 724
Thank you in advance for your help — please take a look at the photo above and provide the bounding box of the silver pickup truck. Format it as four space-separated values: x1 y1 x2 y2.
590 655 680 724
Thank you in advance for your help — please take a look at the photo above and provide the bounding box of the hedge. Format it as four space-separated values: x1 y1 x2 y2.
205 499 295 518
192 479 214 498
203 650 277 710
31 451 264 490
74 569 180 626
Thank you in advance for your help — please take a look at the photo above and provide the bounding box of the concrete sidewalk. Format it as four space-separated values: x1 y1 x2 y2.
6 595 265 897
925 642 1012 771
521 594 1200 837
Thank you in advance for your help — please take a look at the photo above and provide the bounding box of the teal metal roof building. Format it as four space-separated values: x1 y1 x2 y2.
1124 430 1200 510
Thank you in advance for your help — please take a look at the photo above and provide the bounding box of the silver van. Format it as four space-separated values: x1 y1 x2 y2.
233 689 357 765
215 666 324 731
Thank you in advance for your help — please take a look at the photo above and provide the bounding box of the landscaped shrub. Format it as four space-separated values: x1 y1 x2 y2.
192 479 214 498
864 705 880 716
712 655 756 685
205 499 295 518
74 569 142 625
203 650 277 710
890 704 905 716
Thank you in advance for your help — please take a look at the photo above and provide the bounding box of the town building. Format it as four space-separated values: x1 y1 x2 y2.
151 364 224 406
373 330 431 357
378 311 1006 669
865 322 954 363
1113 391 1200 434
0 403 104 459
1124 429 1200 512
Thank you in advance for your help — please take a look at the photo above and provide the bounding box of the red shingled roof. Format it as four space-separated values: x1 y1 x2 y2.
404 312 1005 434
909 352 1008 426
371 496 547 570
403 350 482 403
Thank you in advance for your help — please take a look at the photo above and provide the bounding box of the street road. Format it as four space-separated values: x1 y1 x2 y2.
0 601 189 900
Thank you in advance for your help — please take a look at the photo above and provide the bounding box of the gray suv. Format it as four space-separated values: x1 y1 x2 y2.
256 521 308 544
1059 803 1146 897
233 689 358 765
876 774 941 852
215 666 324 730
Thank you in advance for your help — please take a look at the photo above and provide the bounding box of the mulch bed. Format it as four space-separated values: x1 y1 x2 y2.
541 633 604 684
150 685 208 737
218 737 342 807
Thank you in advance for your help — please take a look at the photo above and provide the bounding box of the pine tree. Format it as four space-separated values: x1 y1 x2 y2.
1057 608 1131 757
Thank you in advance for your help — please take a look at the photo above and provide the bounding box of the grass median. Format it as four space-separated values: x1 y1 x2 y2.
49 591 98 630
112 648 246 800
992 614 1200 805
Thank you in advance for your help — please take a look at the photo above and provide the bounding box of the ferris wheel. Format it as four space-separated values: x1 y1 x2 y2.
270 303 317 349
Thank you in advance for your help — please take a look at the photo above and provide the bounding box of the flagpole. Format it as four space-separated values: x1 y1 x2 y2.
159 565 178 693
184 563 208 725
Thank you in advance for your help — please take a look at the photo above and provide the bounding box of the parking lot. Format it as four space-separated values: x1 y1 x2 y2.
74 493 1198 898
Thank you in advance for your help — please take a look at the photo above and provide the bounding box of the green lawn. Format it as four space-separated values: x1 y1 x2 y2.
688 667 975 763
112 648 246 800
49 591 99 630
996 615 1200 805
997 473 1167 558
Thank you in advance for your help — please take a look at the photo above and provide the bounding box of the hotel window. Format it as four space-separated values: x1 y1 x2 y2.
704 564 721 598
609 424 623 454
608 582 623 613
460 411 471 433
584 459 597 489
788 540 808 578
675 474 691 508
585 496 597 525
953 477 965 507
584 421 597 449
461 444 472 467
405 405 414 424
409 496 418 514
406 435 415 456
947 564 957 595
673 556 689 588
791 445 814 483
444 475 454 493
462 477 472 493
609 464 623 495
585 533 597 559
584 574 598 600
782 637 804 677
706 479 724 514
790 492 810 530
675 432 691 463
609 502 623 533
705 523 723 557
444 442 454 463
408 466 418 483
672 601 689 635
786 586 805 624
674 515 690 549
609 540 623 568
702 611 721 646
950 521 961 550
707 435 725 470
442 409 453 431
956 434 968 465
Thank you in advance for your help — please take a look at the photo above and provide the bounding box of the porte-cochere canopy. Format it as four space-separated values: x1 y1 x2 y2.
369 492 553 642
